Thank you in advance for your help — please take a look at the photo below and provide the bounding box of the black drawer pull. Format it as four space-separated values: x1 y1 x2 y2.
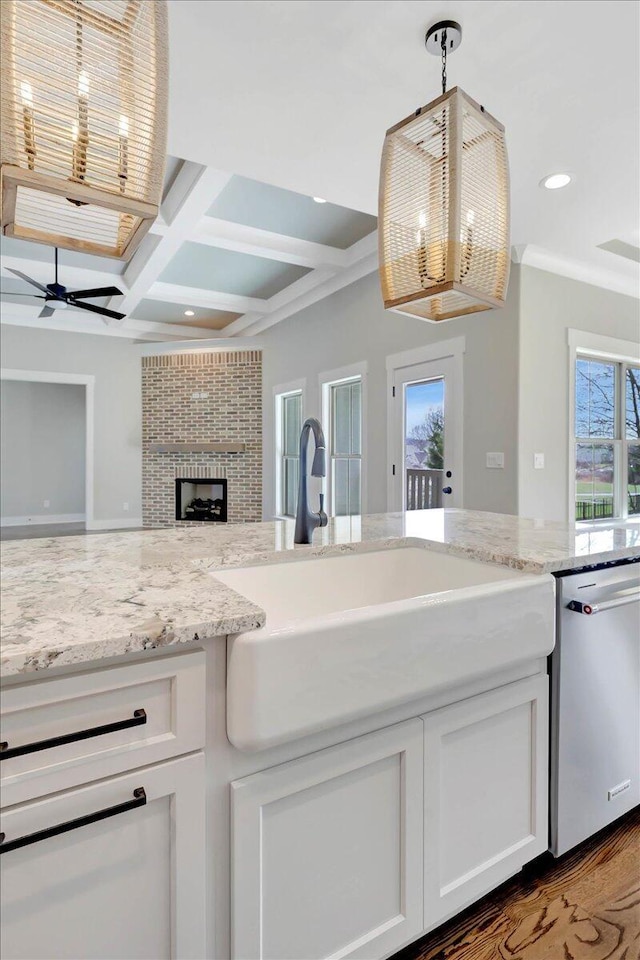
0 787 146 855
0 708 147 761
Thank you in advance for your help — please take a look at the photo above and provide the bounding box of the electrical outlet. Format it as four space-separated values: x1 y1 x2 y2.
486 452 504 469
43 499 50 508
534 453 545 470
123 502 129 512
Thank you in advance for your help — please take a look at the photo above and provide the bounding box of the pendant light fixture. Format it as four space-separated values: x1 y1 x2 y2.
379 21 510 322
0 0 168 260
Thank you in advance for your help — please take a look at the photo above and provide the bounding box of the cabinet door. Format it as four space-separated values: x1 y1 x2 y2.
231 720 424 960
422 675 548 928
1 753 206 960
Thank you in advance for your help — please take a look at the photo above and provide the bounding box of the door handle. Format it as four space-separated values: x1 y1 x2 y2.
0 708 147 761
567 588 640 615
0 788 147 855
442 486 453 495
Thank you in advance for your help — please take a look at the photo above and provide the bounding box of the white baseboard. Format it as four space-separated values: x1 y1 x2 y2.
85 517 143 530
1 513 86 527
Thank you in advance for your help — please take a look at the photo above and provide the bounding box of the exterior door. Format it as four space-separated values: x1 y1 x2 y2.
390 355 461 511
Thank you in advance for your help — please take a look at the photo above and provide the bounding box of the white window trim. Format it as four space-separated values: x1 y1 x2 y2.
567 329 640 524
385 337 465 512
1 367 95 528
273 378 306 520
319 361 367 517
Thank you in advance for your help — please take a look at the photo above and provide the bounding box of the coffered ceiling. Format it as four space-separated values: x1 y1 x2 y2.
0 161 377 341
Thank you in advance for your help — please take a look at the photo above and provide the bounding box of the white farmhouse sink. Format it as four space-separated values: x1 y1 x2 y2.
213 546 555 751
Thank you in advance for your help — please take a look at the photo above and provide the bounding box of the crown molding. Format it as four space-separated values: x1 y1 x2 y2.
515 244 640 299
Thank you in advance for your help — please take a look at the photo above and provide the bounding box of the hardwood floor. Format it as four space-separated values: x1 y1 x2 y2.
393 807 640 960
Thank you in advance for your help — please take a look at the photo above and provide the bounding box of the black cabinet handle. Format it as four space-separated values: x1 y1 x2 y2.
0 787 146 855
0 708 147 761
442 486 453 495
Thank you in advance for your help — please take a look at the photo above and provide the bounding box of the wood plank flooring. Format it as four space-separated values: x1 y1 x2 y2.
393 807 640 960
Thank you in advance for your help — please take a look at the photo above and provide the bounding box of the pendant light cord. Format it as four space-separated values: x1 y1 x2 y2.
441 29 448 95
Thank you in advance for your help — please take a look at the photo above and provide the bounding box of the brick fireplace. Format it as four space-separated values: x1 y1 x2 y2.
141 350 262 527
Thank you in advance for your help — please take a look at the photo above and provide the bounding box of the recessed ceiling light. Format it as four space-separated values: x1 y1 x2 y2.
540 173 572 190
184 309 195 316
312 196 326 204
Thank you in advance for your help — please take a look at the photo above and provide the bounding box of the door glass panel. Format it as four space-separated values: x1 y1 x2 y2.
348 459 361 514
332 384 352 455
404 378 444 510
575 359 616 438
283 394 301 456
575 442 615 521
333 458 349 515
628 443 640 516
625 367 640 439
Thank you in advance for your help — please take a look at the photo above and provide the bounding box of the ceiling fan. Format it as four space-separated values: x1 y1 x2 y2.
2 248 126 321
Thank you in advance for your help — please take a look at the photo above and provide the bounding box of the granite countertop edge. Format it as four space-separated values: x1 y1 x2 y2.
2 510 639 679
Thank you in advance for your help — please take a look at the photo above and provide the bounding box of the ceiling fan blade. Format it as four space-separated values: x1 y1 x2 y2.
38 305 55 318
0 292 47 299
68 286 124 300
6 269 49 294
72 300 126 321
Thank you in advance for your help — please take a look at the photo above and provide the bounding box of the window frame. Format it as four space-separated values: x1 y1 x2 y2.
568 330 640 524
319 362 367 517
274 380 305 519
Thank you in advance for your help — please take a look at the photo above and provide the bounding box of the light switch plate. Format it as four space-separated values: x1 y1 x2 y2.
486 452 504 469
534 453 545 469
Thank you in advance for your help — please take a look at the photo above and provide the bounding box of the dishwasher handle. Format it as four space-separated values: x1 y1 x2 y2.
567 587 640 615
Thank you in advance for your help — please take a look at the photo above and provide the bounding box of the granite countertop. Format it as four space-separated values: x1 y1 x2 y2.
1 509 639 677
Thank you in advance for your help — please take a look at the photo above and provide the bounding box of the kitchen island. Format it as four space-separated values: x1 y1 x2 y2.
1 510 638 960
2 508 638 677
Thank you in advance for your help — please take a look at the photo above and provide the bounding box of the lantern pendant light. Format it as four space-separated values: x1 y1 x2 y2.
0 0 168 260
379 21 510 322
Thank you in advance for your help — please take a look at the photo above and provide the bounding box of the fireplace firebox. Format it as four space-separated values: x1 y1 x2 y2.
175 478 227 522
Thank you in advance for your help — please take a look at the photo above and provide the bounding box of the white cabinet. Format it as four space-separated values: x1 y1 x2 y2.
1 753 206 960
231 719 424 960
1 651 206 806
422 675 548 928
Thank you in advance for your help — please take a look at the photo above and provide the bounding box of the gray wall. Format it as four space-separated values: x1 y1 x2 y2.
518 266 640 521
1 380 86 521
261 266 521 519
1 326 142 524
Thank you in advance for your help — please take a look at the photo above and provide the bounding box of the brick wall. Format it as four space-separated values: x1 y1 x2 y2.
142 350 262 526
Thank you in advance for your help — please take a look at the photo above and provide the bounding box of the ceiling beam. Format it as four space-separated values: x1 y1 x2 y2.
111 162 234 322
0 304 219 341
185 216 347 270
231 248 379 337
145 281 266 315
223 231 379 337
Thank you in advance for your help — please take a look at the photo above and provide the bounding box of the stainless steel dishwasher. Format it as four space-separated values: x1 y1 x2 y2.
550 557 640 857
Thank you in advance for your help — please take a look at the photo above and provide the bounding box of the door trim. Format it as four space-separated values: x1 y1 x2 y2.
0 367 95 528
386 337 465 512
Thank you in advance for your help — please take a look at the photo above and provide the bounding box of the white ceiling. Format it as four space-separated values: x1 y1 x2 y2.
167 0 640 291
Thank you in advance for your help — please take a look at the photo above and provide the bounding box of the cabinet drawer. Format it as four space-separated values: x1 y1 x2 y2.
1 651 206 805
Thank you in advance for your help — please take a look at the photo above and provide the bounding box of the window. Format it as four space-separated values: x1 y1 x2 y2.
328 378 362 516
574 356 640 521
276 389 302 517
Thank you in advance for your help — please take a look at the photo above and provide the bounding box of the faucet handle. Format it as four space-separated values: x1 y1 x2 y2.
318 493 328 527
